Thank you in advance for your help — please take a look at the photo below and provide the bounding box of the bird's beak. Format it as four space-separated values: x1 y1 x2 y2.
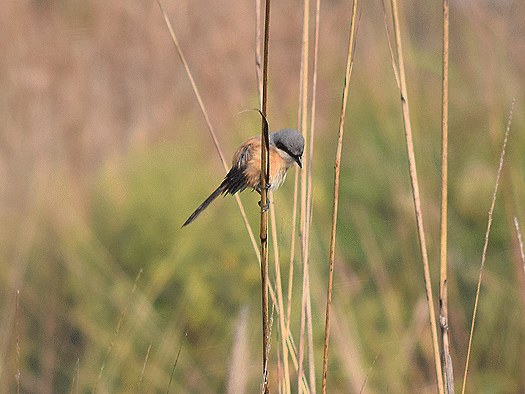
295 156 303 168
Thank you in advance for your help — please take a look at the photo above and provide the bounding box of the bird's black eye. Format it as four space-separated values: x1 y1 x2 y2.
275 141 285 151
276 142 294 158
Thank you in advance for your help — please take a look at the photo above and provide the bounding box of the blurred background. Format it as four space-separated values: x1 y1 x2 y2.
1 0 525 392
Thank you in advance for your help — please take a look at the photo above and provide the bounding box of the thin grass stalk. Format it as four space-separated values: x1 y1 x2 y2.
285 336 311 394
439 0 454 392
255 0 263 107
270 202 291 394
461 100 514 394
305 0 321 255
298 267 308 394
0 222 34 387
166 334 185 394
322 1 358 393
305 0 321 391
259 1 272 392
514 217 525 274
305 272 315 394
297 0 311 391
15 290 20 394
137 341 152 393
358 353 379 394
388 0 444 391
156 0 260 261
286 170 300 331
253 1 297 388
93 269 142 393
69 358 80 394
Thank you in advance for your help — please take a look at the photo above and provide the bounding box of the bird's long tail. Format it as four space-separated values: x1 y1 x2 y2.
182 184 226 227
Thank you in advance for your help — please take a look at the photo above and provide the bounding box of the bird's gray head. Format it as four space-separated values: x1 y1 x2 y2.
271 128 305 168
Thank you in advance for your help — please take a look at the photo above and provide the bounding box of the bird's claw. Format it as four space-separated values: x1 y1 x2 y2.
255 183 271 195
258 198 270 213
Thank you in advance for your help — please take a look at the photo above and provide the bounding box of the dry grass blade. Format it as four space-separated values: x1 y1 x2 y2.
299 0 322 390
322 1 358 393
297 0 310 391
439 0 454 392
166 334 185 394
385 0 444 391
92 269 143 393
69 358 80 394
304 0 321 274
269 202 292 394
255 0 263 106
358 352 379 394
155 0 260 261
137 341 152 393
260 306 275 394
461 99 515 394
514 217 525 274
15 290 20 394
286 171 300 329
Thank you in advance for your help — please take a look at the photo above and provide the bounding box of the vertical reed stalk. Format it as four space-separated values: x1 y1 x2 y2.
259 1 272 392
322 1 358 393
305 0 321 391
439 0 454 392
388 0 444 391
297 0 310 391
270 202 291 394
15 290 20 394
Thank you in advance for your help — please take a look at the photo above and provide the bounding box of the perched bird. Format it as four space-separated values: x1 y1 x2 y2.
182 128 304 227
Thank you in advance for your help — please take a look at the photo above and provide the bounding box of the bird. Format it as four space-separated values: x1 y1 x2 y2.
182 128 304 227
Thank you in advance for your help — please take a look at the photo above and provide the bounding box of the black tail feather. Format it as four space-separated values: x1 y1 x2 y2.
182 184 226 227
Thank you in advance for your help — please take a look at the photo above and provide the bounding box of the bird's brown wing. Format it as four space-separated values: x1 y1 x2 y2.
218 136 261 195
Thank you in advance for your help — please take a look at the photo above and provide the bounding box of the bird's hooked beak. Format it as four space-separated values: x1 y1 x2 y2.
295 156 303 168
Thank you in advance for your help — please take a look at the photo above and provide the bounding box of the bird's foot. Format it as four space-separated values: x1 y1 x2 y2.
256 183 272 194
258 198 270 213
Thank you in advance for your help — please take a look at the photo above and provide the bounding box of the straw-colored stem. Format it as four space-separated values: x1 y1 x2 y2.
166 334 185 394
461 100 514 394
286 169 300 332
137 341 152 394
305 0 320 390
255 0 263 107
15 290 20 394
388 0 444 391
322 1 358 393
270 201 291 394
439 0 454 392
297 0 310 390
259 1 271 392
514 217 525 274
